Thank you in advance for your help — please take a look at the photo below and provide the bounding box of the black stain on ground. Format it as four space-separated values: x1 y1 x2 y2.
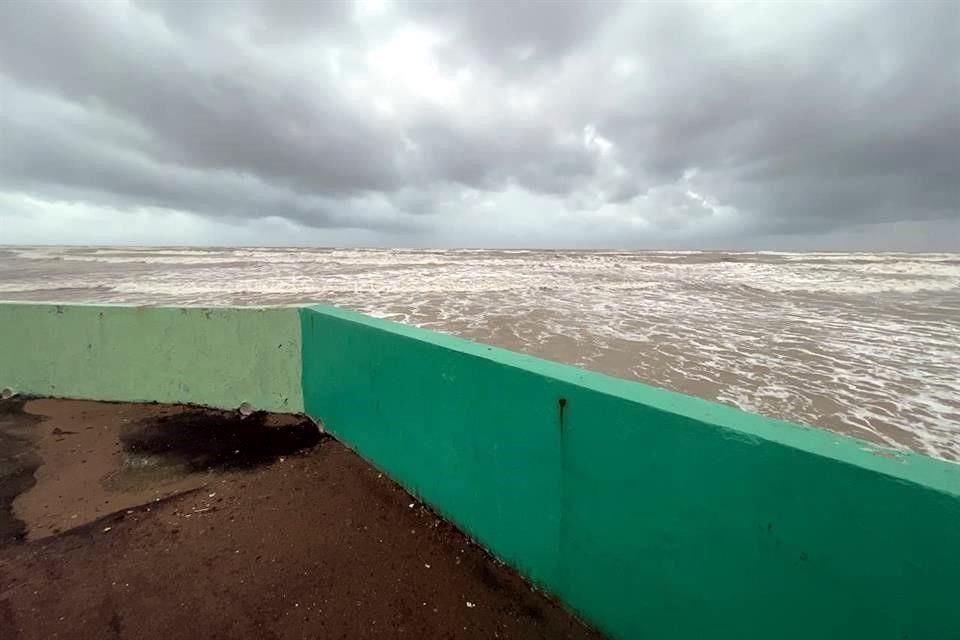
121 408 324 473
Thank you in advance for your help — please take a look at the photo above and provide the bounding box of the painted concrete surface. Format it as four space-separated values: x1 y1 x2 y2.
3 301 958 638
0 303 303 413
300 304 960 640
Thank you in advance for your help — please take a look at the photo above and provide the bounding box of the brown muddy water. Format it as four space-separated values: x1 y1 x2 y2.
1 246 958 461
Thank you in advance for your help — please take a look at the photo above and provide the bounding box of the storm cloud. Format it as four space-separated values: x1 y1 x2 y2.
0 0 957 248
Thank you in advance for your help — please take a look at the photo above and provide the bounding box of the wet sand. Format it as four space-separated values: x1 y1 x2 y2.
0 398 598 639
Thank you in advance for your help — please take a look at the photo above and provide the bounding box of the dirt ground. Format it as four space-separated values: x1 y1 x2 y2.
0 398 600 640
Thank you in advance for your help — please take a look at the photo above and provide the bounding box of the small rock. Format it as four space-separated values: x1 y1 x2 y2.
102 526 112 533
466 601 476 609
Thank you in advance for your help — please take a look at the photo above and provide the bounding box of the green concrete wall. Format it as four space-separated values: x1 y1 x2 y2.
0 303 303 413
3 302 958 638
300 304 960 640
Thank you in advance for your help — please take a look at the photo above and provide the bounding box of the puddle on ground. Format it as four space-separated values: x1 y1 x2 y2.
0 398 322 544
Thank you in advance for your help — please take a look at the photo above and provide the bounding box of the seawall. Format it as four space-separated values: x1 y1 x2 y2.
3 302 959 639
0 303 302 412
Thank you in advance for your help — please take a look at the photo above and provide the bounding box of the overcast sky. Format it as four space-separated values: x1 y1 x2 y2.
1 0 958 249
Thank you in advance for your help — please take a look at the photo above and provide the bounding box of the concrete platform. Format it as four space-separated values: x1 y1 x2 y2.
0 398 598 639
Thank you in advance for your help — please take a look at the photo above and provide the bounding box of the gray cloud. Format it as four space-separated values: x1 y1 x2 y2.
0 0 957 248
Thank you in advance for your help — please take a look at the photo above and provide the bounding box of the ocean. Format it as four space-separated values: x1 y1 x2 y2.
2 246 958 462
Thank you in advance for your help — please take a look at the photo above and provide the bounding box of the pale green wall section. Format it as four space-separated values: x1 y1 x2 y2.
301 304 960 640
0 303 303 413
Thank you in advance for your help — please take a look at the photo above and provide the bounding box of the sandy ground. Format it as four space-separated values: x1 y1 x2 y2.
0 398 599 639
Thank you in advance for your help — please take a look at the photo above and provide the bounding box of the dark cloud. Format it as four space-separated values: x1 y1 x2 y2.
0 0 957 247
407 0 624 70
136 0 357 41
0 1 407 194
